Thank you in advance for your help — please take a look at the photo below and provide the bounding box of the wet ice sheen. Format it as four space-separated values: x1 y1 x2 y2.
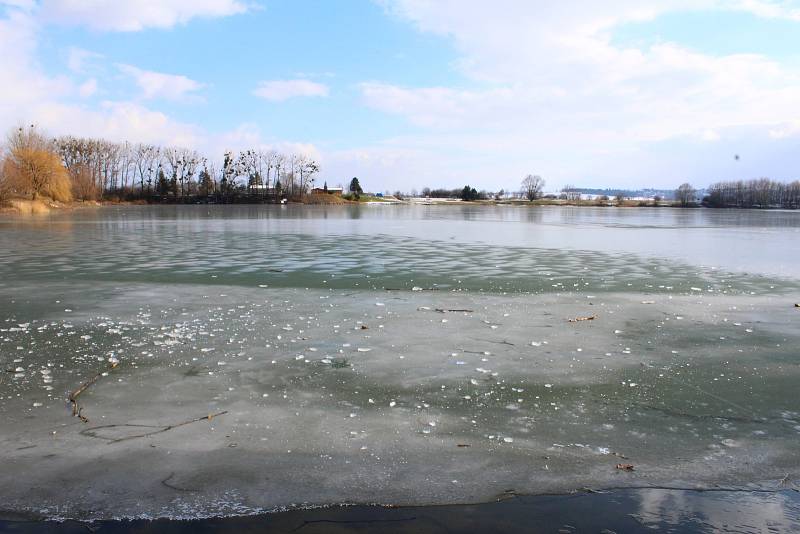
0 205 799 521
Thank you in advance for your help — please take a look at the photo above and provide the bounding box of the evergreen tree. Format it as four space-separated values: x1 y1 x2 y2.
156 167 168 195
199 168 214 196
349 177 363 199
460 185 479 201
222 151 234 195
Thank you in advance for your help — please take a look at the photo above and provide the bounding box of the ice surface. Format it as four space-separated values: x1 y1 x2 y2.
1 205 799 520
1 283 799 520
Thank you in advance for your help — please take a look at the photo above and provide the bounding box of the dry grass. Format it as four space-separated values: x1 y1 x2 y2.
301 193 351 205
7 198 51 214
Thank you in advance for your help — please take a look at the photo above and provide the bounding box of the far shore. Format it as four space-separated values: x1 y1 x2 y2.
0 194 717 215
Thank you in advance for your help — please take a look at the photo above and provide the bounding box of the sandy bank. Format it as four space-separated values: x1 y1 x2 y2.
0 198 105 215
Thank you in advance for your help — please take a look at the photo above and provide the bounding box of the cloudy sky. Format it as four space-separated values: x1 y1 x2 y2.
1 0 799 192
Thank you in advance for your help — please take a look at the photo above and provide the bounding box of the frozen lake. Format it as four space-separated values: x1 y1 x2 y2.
1 205 799 522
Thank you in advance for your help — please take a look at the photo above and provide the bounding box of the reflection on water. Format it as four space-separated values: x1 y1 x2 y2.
1 229 786 293
631 489 800 532
1 205 798 290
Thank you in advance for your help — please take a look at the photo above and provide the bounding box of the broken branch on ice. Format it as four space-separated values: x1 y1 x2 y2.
81 411 229 444
568 315 596 322
480 339 515 346
384 287 439 291
68 361 119 423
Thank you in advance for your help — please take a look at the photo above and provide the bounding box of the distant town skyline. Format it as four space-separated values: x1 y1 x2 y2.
1 0 799 192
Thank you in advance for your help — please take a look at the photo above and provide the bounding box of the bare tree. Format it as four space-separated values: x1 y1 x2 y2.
521 174 545 201
70 164 100 201
23 128 323 203
297 155 320 197
164 148 183 196
707 178 799 209
134 144 158 195
272 153 286 195
262 149 279 191
221 151 235 194
562 184 581 202
118 141 134 192
97 140 120 195
182 150 200 195
675 183 696 207
236 150 260 192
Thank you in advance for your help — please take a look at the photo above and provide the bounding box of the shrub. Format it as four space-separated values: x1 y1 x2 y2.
70 164 100 201
0 157 8 201
3 126 72 202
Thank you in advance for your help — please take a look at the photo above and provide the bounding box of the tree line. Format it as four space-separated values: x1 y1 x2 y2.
4 127 798 210
704 178 800 209
1 125 321 203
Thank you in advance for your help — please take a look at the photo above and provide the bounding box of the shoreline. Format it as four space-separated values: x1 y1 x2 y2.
6 194 800 214
1 487 798 531
0 196 744 215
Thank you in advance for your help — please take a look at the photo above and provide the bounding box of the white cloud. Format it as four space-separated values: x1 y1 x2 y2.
118 64 205 102
768 120 800 138
66 46 103 73
376 1 800 135
39 0 249 31
323 143 449 192
0 6 71 129
253 79 330 102
0 0 36 9
213 123 321 158
32 100 204 147
5 0 800 192
354 0 800 189
0 3 323 178
732 0 800 20
0 5 202 148
78 78 97 97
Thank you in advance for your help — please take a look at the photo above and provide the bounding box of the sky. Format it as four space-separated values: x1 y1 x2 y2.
1 0 799 193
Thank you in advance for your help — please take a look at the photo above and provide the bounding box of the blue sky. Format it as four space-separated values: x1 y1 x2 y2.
613 9 800 60
1 0 800 192
36 1 460 145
